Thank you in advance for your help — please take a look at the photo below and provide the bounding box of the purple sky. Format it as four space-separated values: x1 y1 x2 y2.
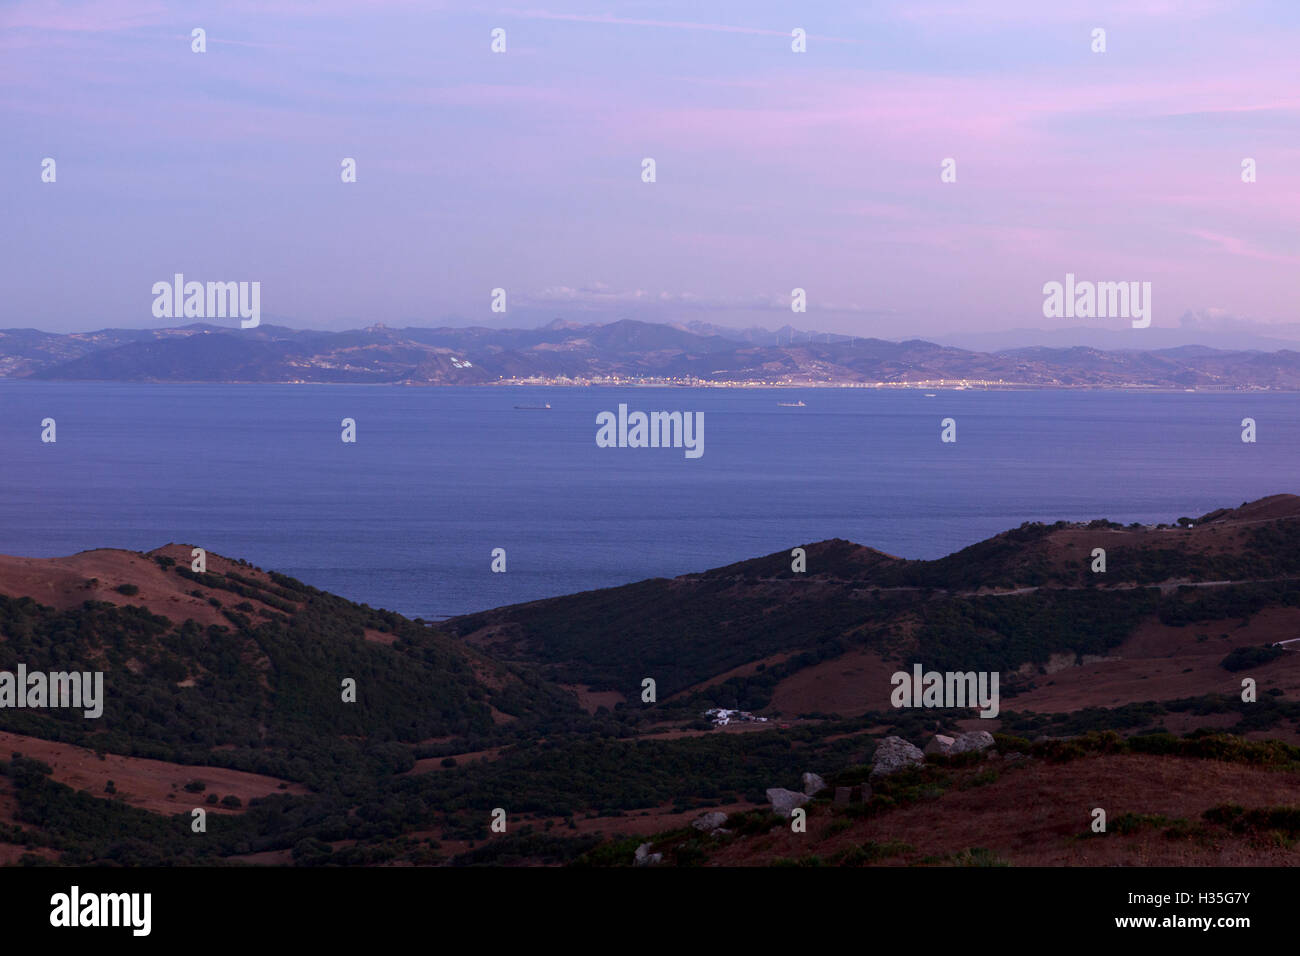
4 0 1299 339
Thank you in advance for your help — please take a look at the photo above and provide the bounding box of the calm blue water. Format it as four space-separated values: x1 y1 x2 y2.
0 382 1296 619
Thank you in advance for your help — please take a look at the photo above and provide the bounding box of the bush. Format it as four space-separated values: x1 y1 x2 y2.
113 584 139 596
835 840 912 865
1203 803 1244 826
992 733 1033 753
724 810 782 836
1220 645 1284 672
292 837 334 865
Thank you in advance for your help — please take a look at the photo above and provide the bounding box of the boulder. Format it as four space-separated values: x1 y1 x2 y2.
633 842 662 866
924 734 955 755
766 787 811 818
833 786 852 807
802 772 827 796
950 731 996 754
870 736 925 777
691 811 729 832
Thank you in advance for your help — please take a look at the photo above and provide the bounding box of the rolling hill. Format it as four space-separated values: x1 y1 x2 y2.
4 496 1300 865
446 495 1300 720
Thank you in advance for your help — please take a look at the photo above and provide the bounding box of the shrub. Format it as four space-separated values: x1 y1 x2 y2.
950 847 1008 867
1112 812 1170 835
292 838 334 865
824 818 852 837
836 840 912 866
1220 645 1284 672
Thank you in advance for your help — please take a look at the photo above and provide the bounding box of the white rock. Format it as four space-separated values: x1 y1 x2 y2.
870 736 926 777
801 772 827 796
633 842 662 866
766 787 811 818
691 811 729 832
924 734 955 755
950 731 996 754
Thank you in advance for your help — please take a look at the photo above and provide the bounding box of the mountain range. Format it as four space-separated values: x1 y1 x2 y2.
6 320 1300 388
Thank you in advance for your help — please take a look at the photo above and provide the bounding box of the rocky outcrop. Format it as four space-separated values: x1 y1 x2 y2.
766 787 811 817
924 734 954 755
870 736 926 777
691 811 729 832
802 772 827 796
950 731 995 754
634 842 662 866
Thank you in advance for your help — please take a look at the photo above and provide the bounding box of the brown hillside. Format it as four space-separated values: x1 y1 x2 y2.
0 544 301 628
0 730 307 817
706 753 1300 867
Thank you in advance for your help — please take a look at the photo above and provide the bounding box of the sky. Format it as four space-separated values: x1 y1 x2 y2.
3 0 1299 339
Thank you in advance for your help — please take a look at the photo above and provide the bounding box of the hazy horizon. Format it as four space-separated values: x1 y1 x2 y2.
10 313 1300 356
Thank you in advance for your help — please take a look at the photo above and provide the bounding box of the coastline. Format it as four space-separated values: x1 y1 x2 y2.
0 379 1289 392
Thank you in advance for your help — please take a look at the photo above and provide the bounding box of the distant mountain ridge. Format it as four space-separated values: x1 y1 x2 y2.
4 319 1300 388
935 324 1300 353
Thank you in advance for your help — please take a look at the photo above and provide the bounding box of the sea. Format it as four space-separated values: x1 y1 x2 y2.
1 382 1296 620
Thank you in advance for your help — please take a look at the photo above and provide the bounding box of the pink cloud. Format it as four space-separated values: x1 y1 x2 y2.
1185 229 1300 264
501 10 856 43
1 0 168 32
874 0 1235 28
